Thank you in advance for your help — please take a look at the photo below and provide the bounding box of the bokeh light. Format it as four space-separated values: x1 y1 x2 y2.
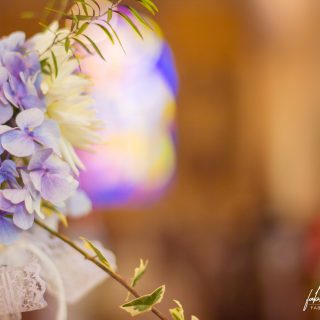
78 12 178 207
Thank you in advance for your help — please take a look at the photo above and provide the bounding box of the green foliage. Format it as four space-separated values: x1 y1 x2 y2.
113 10 143 38
82 34 106 60
36 0 157 78
123 5 151 29
80 237 112 269
121 285 165 316
131 259 148 288
170 300 185 320
170 300 200 320
137 0 158 15
51 50 59 77
126 259 149 301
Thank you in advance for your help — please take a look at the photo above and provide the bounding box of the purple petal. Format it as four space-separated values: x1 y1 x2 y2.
0 216 20 244
21 95 45 110
13 203 34 230
0 103 13 124
1 129 34 157
43 154 70 174
32 195 42 217
25 193 33 214
0 125 14 156
3 52 25 77
2 32 25 51
28 149 53 170
0 192 14 212
0 125 13 134
21 171 37 197
3 189 27 204
1 160 18 177
29 171 43 192
33 120 60 153
2 82 17 107
16 108 44 130
41 173 78 205
0 66 8 84
24 52 42 75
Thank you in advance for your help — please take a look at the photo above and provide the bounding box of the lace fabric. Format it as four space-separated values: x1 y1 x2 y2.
0 223 116 318
0 262 47 318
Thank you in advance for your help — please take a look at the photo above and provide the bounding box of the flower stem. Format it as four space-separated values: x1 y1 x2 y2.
34 219 169 320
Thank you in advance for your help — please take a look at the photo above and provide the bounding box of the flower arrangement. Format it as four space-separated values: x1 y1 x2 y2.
0 1 198 319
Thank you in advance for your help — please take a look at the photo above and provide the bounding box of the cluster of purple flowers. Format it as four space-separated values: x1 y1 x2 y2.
0 32 78 244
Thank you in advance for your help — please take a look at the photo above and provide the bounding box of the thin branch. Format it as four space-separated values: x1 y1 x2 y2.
34 219 169 320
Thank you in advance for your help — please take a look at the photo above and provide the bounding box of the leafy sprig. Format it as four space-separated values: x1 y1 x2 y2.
34 219 199 320
38 0 157 60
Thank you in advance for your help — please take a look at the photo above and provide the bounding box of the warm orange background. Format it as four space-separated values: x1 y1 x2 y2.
2 1 320 319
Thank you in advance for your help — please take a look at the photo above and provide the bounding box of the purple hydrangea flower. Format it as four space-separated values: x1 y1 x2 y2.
2 189 34 230
0 66 13 124
20 170 42 218
0 31 45 124
0 31 92 245
0 32 25 54
0 191 21 244
0 214 20 244
2 53 45 110
28 149 78 206
0 160 18 186
0 108 60 157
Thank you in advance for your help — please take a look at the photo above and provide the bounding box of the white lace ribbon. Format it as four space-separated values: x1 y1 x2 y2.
0 260 47 319
0 224 116 320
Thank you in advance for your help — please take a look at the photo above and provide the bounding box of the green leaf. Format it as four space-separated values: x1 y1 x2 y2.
41 58 53 76
80 237 112 269
73 37 93 55
76 22 90 35
51 50 58 77
82 34 106 60
91 0 101 10
78 0 89 16
65 37 71 53
126 259 149 301
137 0 158 15
107 22 126 53
107 9 113 22
114 10 143 39
121 285 166 316
131 259 148 288
124 5 151 29
170 300 185 320
94 23 114 44
170 301 200 320
91 0 101 14
144 0 159 13
73 0 96 15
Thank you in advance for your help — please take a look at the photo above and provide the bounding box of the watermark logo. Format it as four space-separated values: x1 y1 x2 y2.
304 286 320 311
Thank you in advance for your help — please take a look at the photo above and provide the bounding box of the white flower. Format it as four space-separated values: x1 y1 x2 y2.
29 23 103 174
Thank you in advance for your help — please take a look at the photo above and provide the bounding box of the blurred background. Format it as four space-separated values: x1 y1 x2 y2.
2 0 320 319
